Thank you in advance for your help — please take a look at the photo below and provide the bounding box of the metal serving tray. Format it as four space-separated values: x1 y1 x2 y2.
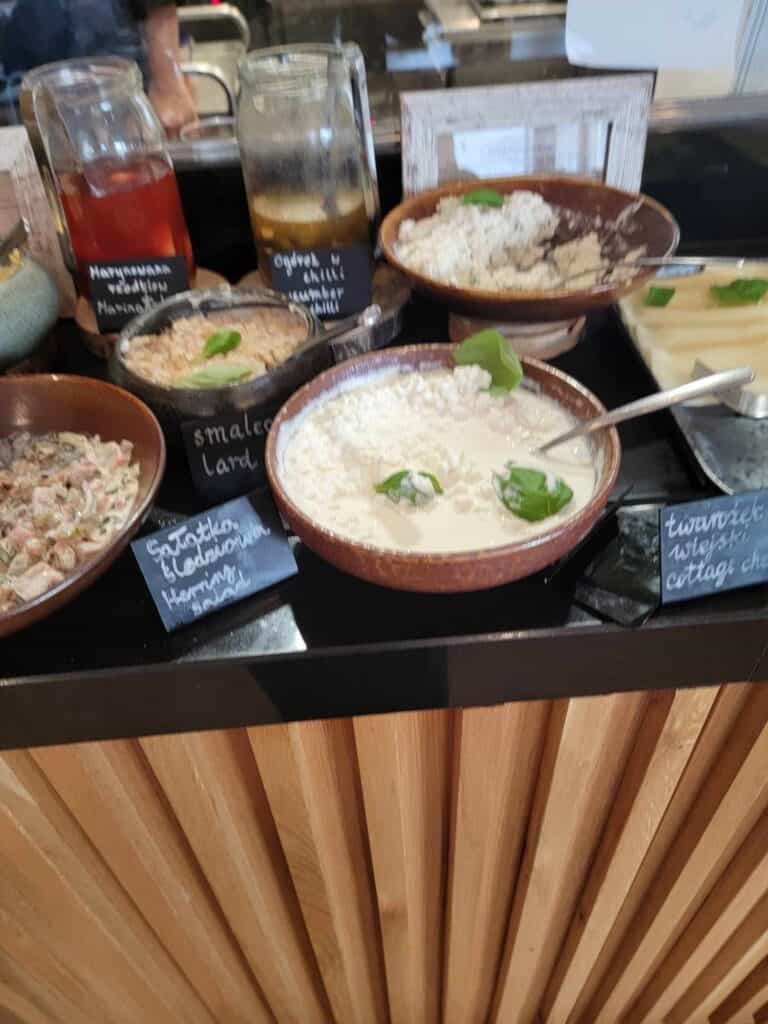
619 307 768 495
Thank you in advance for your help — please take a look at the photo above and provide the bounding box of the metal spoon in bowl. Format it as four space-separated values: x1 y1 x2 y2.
559 255 768 287
534 366 754 455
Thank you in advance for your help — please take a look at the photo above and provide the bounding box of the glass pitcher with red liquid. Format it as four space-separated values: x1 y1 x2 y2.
29 57 194 298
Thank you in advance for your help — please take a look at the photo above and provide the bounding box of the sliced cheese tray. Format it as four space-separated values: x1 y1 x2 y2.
619 262 768 494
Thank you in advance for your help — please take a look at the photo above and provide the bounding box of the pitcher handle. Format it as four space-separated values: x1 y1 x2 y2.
342 42 380 229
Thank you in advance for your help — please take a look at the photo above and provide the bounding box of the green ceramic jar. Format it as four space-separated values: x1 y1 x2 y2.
0 247 59 370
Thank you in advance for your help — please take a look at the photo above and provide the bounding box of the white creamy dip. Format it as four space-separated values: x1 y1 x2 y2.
278 365 596 554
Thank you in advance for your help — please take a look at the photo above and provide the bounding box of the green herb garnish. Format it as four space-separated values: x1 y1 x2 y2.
453 329 523 394
493 464 573 522
461 188 504 208
644 285 676 307
176 364 252 389
709 279 768 306
203 329 242 359
375 469 443 505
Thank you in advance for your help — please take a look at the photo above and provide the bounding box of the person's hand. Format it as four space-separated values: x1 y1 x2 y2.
149 73 197 138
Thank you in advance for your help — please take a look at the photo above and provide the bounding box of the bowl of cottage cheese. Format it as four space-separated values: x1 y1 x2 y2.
379 175 679 322
266 343 621 592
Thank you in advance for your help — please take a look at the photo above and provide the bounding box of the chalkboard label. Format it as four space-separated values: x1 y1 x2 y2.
660 489 768 604
131 493 297 631
180 404 280 503
88 257 189 333
269 244 372 319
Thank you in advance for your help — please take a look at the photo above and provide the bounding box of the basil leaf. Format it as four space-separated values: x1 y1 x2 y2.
644 285 675 307
453 329 523 393
176 364 252 389
709 279 768 306
375 469 443 505
493 464 573 522
461 188 504 208
202 329 242 359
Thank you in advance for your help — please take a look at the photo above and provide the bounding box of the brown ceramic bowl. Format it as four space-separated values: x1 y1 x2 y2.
379 175 680 322
266 345 620 593
0 375 165 637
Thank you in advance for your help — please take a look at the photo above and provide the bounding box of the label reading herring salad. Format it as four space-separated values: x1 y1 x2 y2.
132 493 297 631
268 244 372 319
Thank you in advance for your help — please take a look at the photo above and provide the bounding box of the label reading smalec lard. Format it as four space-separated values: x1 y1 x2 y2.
660 489 768 604
181 403 280 504
268 244 372 319
88 257 189 333
131 494 297 631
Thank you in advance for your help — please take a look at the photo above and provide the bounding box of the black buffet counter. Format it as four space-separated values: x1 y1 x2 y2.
2 301 768 751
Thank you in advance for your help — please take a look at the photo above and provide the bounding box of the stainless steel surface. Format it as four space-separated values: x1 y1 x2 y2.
693 360 768 420
178 3 250 47
535 367 755 454
470 1 567 23
180 62 236 116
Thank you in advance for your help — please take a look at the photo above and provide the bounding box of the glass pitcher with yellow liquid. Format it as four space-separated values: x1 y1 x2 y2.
237 43 379 318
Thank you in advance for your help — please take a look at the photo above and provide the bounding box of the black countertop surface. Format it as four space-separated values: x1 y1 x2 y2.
3 302 768 750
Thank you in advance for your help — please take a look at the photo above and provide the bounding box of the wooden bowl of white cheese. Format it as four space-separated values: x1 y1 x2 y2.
266 344 620 592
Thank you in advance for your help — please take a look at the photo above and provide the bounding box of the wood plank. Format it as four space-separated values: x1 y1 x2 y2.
31 739 271 1024
354 710 450 1024
542 687 717 1023
578 684 768 1023
710 955 768 1024
442 701 550 1024
0 949 68 1024
0 750 214 1024
140 728 330 1024
627 808 768 1021
490 691 647 1024
754 998 768 1022
564 682 751 1023
666 892 768 1023
248 719 389 1024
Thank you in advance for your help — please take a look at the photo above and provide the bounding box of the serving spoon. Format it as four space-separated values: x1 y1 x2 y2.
558 255 768 287
535 366 754 455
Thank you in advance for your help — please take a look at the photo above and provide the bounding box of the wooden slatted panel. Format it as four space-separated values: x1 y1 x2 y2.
354 710 450 1024
140 728 329 1024
541 687 718 1024
248 719 389 1024
31 739 271 1024
0 949 73 1024
553 682 752 1024
490 691 648 1024
0 750 214 1024
1 682 768 1024
578 685 768 1024
710 955 768 1024
627 808 768 1021
665 893 768 1024
442 701 550 1024
754 998 768 1022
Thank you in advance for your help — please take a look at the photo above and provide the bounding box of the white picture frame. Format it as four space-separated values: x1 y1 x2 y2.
0 126 76 315
400 73 654 196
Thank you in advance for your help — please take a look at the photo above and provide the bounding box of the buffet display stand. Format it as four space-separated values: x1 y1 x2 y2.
2 307 768 1024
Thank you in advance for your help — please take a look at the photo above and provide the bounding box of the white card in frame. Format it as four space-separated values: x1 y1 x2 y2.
400 73 654 196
